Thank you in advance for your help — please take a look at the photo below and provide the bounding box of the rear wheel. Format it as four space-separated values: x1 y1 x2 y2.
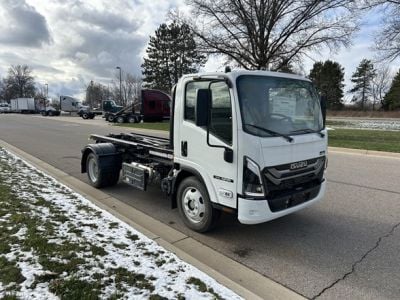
128 116 136 123
177 176 220 232
86 153 119 188
116 116 125 123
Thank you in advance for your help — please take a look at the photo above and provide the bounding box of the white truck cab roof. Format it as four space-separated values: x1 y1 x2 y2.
182 69 311 83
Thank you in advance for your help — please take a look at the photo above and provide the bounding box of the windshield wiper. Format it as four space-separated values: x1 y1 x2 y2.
245 124 293 143
291 128 325 138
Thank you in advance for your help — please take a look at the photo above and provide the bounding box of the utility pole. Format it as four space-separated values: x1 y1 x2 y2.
116 66 122 104
90 80 94 109
45 83 48 110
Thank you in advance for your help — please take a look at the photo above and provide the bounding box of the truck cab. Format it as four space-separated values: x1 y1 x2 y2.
102 100 123 113
82 70 327 232
60 96 89 112
173 70 327 225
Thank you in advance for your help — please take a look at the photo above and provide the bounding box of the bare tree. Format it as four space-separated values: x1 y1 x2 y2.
112 71 142 106
3 65 36 99
85 81 110 108
0 78 5 101
361 1 400 61
185 0 360 70
372 66 392 110
125 73 142 106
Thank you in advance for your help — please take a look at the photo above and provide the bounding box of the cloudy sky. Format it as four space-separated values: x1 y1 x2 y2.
0 0 397 100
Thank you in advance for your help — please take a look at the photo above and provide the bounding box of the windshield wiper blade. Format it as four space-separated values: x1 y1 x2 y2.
291 128 325 138
245 124 293 142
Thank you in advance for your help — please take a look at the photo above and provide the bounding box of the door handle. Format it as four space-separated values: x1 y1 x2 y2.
181 141 188 157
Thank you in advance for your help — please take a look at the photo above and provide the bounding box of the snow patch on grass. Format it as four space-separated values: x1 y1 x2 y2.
0 148 242 300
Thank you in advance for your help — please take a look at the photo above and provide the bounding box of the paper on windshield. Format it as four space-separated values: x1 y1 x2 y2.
272 96 296 117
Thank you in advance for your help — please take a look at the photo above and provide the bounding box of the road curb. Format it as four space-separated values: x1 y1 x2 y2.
0 139 305 300
328 146 400 159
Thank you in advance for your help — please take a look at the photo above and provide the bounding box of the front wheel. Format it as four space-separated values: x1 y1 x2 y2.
177 177 220 232
86 153 119 188
82 112 89 119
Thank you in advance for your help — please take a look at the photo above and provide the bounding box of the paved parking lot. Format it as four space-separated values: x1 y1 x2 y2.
1 114 399 299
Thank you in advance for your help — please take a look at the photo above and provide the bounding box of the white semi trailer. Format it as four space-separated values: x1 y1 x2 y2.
81 70 328 232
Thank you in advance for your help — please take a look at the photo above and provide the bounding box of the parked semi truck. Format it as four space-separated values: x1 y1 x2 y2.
105 89 170 123
81 70 327 232
60 96 123 119
135 89 171 121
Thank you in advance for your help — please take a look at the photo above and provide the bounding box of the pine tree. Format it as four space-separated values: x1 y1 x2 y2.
349 59 376 110
383 69 400 111
142 21 206 92
309 60 345 110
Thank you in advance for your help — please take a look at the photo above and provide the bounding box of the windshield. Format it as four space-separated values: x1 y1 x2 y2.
109 100 117 107
237 75 323 137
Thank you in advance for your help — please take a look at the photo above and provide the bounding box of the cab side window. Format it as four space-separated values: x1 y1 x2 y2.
185 81 210 122
210 82 232 145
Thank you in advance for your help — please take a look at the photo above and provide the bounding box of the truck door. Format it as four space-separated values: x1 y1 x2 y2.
177 79 238 209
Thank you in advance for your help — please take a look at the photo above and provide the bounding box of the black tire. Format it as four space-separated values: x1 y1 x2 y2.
48 111 54 116
177 176 221 232
82 112 89 119
107 115 115 122
116 116 125 123
41 111 47 116
128 116 136 123
86 153 119 188
89 114 95 119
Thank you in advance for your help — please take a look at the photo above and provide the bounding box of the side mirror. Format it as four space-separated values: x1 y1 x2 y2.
195 89 211 127
320 95 327 128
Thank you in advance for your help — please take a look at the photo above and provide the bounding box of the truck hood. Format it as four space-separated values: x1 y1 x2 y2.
259 131 327 167
78 105 89 110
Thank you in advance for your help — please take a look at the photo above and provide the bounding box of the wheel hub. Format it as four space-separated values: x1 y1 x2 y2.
88 157 98 183
183 188 205 223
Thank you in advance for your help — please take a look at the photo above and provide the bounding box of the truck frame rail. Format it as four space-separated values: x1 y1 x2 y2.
90 132 173 163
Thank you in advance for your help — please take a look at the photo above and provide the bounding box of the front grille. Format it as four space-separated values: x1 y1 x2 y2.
263 156 325 212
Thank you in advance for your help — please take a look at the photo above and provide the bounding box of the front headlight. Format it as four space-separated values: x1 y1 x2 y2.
243 157 265 198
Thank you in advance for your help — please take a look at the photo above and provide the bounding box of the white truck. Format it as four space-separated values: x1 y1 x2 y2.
60 96 89 113
60 96 124 119
81 70 328 232
0 102 11 113
10 98 36 113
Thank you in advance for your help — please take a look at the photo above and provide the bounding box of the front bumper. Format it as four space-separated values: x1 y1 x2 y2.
238 180 326 225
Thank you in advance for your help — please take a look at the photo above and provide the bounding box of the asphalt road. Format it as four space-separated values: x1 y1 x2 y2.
1 114 400 299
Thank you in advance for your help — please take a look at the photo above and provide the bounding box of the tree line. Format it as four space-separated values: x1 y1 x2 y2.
141 0 400 111
1 0 399 111
309 59 400 111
